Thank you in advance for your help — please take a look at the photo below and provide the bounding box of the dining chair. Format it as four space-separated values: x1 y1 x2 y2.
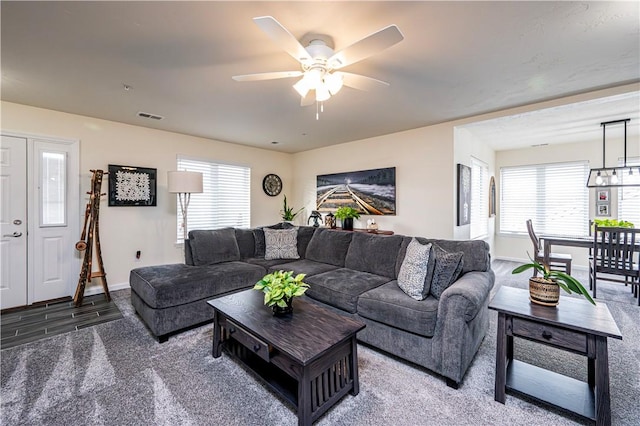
589 226 640 305
526 219 572 276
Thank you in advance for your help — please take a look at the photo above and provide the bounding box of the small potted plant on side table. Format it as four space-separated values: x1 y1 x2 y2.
512 256 595 306
334 206 360 231
254 270 309 316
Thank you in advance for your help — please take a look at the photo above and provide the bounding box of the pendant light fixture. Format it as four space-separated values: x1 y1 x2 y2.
586 118 640 188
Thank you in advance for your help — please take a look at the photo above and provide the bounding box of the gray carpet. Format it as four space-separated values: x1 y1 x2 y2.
1 260 638 425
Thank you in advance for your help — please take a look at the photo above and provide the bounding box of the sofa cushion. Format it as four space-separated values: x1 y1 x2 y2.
345 232 404 278
264 228 300 260
234 228 255 259
422 239 489 274
357 281 439 338
304 268 390 313
267 259 339 277
305 228 353 267
253 222 294 258
397 238 433 300
188 228 240 266
429 245 464 299
296 226 317 258
129 262 265 309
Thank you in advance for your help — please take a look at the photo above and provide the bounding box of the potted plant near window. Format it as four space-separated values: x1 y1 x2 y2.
281 195 303 223
512 256 595 306
334 206 361 231
253 270 309 316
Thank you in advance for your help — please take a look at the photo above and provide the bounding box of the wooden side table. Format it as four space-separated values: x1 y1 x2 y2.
489 287 622 425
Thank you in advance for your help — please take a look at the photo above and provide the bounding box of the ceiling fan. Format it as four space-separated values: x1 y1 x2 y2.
232 16 404 116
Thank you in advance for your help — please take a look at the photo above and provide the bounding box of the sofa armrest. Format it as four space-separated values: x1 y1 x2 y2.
438 270 495 322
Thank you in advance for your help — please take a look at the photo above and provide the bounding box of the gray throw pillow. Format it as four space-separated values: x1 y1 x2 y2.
429 245 464 299
397 238 433 300
253 222 294 258
264 228 300 260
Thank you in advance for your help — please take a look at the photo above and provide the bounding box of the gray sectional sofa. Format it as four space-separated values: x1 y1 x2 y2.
129 225 494 388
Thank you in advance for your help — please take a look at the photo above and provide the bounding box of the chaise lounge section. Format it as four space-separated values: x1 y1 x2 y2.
129 225 493 388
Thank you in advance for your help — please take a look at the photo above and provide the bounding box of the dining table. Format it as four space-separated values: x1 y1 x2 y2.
540 233 640 266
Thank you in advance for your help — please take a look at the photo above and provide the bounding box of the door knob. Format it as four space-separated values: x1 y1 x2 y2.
3 232 22 238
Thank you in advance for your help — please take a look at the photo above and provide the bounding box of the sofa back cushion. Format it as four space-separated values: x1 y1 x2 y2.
345 232 404 278
395 236 490 276
305 228 353 267
188 228 240 266
296 226 317 258
234 228 255 259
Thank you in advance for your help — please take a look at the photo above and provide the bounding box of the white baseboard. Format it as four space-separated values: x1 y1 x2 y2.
83 281 130 297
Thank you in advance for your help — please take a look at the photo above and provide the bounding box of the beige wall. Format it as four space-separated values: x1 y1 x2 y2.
292 123 459 239
2 101 292 290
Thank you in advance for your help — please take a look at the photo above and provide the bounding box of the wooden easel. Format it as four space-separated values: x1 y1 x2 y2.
74 169 110 307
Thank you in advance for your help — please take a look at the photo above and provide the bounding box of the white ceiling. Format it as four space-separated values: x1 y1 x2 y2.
1 1 639 153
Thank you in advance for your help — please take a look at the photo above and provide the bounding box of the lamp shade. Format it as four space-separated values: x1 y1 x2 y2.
167 171 203 193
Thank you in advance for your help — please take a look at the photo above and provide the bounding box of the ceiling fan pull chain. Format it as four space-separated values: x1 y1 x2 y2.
316 102 320 120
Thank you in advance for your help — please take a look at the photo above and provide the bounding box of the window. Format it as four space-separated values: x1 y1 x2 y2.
40 150 67 226
500 161 589 237
470 157 488 239
176 157 250 242
618 158 640 226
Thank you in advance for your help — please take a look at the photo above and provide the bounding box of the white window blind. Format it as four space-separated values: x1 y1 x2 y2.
500 161 589 237
470 157 488 239
618 158 640 226
176 157 250 242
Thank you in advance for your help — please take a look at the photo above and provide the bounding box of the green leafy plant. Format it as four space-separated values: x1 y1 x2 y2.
334 206 361 220
253 270 309 308
593 218 634 228
281 195 304 221
512 255 595 305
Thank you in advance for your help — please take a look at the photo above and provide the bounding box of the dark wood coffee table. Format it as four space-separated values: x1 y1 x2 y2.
208 290 365 426
489 286 622 425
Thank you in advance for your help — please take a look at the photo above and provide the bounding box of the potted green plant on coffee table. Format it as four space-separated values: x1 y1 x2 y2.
253 270 309 316
512 256 595 306
334 206 361 231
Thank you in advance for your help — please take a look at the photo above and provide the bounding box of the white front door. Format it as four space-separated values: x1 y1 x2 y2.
29 139 79 303
1 135 28 309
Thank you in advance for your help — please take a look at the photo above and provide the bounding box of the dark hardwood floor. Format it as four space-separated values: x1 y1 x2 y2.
1 295 122 350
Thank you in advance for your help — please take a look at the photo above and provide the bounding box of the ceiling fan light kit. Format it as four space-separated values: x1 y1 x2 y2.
233 16 404 119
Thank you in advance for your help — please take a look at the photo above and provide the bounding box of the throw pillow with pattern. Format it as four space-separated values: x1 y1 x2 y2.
397 238 433 300
429 245 464 299
264 228 300 260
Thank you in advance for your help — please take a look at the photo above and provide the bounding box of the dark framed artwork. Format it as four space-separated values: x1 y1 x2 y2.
489 176 496 217
316 167 396 215
457 164 471 226
108 164 157 206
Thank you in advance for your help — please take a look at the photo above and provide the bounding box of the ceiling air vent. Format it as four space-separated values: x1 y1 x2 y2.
137 111 164 120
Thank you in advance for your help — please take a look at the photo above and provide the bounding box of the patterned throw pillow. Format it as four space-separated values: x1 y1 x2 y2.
264 228 300 260
397 238 433 300
429 245 464 299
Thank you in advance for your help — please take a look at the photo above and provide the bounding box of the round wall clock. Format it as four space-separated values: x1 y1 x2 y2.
262 173 282 196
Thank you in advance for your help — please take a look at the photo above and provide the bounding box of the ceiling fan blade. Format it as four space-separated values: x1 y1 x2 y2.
328 25 404 70
253 16 312 63
300 92 315 107
337 72 390 91
232 71 303 82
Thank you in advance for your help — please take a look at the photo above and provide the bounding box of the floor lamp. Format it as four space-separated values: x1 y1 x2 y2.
168 171 203 241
